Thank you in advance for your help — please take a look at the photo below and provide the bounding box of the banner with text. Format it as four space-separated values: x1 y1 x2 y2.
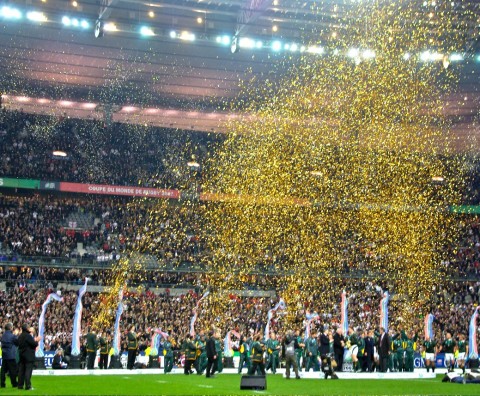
59 182 180 199
40 181 60 191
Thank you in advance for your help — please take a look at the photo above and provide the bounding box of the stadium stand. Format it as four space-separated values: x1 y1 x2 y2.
0 108 479 368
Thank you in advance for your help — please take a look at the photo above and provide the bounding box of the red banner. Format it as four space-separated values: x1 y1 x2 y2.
59 182 180 199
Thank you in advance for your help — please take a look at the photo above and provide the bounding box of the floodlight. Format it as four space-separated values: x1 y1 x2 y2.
140 26 154 37
1 6 22 20
27 11 47 22
271 41 282 51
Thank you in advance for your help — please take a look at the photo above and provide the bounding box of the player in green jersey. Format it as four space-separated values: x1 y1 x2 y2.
440 331 456 372
456 333 468 374
347 328 360 372
423 337 437 373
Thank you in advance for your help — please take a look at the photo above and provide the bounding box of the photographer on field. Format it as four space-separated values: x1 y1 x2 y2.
283 330 301 379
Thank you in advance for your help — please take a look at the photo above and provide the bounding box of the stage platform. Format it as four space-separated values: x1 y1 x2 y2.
33 367 441 379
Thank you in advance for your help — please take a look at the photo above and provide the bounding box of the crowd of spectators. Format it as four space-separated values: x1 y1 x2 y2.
0 107 479 367
0 194 78 257
0 108 220 189
1 107 479 203
0 191 476 364
0 278 479 365
0 193 205 267
1 191 478 278
449 217 480 277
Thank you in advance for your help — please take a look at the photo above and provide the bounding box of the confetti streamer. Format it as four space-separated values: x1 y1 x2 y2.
149 328 169 355
305 310 319 341
36 292 64 357
380 291 389 333
223 330 240 356
112 287 124 356
340 291 348 336
264 298 286 340
424 313 435 340
190 291 210 336
71 278 90 356
468 307 479 360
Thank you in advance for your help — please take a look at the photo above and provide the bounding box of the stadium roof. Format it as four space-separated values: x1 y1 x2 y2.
0 0 479 149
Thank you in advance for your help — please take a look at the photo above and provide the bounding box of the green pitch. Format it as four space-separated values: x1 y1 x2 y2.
11 374 479 395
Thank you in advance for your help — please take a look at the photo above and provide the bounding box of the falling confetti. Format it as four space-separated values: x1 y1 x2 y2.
94 0 478 332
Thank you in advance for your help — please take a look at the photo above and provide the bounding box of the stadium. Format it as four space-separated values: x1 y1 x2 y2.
0 0 479 395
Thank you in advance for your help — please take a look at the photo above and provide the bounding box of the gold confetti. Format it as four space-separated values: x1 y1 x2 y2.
95 0 477 333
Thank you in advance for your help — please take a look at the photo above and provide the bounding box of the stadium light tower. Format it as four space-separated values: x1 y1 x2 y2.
231 35 240 54
95 0 118 38
231 0 271 54
94 19 104 38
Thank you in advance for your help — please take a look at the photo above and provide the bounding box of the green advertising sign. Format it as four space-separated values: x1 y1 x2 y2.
450 205 480 214
0 177 40 189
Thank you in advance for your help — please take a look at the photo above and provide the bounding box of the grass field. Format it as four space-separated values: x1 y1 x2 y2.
7 374 479 395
